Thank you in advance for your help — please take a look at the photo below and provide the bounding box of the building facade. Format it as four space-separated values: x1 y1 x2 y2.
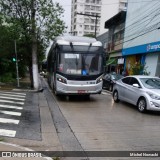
70 0 127 37
122 0 160 76
104 11 126 74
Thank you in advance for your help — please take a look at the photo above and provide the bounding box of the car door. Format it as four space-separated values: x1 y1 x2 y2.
103 74 111 89
118 77 131 101
125 77 141 105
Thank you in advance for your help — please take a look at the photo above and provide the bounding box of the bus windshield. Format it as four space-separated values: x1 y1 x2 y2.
57 53 103 75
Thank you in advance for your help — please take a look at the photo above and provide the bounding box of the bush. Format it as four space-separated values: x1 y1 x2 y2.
0 72 16 83
131 62 150 75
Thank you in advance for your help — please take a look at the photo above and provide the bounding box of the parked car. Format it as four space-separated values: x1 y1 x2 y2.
113 75 160 113
102 73 123 91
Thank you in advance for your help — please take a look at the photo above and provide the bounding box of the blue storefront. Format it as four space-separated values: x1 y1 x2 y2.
122 41 160 76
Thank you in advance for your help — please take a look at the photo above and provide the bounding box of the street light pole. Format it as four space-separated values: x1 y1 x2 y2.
14 40 20 87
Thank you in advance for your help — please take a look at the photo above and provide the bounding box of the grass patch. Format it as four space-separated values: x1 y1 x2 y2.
0 137 4 141
52 157 60 160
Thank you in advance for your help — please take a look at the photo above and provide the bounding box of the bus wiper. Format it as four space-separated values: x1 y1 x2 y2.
70 42 74 50
87 43 92 51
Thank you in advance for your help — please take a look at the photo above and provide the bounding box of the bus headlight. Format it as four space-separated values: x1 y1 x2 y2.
57 77 67 84
96 76 103 84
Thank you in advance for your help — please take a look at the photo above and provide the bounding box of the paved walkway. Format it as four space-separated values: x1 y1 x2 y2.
0 75 62 160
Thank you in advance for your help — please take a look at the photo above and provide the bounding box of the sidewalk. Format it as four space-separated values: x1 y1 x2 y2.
0 75 62 160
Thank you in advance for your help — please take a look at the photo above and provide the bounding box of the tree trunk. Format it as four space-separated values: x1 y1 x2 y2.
29 63 33 88
32 37 39 90
31 0 39 90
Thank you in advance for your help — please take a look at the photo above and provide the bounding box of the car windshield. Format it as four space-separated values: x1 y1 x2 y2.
57 53 103 75
111 74 123 80
140 78 160 89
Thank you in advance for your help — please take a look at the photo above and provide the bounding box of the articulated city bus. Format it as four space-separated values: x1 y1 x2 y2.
47 35 105 96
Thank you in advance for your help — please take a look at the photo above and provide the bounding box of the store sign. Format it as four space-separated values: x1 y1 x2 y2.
122 41 160 56
147 43 160 52
118 58 124 64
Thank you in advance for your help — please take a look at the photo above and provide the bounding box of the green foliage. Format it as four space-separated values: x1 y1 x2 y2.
131 62 150 75
0 137 4 141
83 34 96 38
0 72 15 83
0 0 66 85
52 157 60 160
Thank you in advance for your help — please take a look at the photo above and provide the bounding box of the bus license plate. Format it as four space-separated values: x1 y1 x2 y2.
78 90 86 94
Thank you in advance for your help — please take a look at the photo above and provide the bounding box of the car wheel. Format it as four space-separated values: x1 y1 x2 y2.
109 84 113 92
137 97 147 113
113 90 120 103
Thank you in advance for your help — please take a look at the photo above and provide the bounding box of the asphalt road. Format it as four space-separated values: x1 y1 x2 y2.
1 79 160 160
45 84 160 160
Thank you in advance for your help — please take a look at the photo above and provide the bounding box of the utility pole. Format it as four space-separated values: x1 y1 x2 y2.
76 12 101 37
14 40 20 87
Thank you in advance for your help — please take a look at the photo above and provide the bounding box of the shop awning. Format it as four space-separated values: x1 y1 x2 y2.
106 58 117 65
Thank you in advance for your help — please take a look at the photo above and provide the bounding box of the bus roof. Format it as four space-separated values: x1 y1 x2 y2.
54 35 102 46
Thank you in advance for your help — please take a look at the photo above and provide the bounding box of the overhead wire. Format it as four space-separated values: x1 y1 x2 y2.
123 1 160 32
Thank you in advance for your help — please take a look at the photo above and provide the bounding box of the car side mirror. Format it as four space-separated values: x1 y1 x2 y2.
133 84 140 88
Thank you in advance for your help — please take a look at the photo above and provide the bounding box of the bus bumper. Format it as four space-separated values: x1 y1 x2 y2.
56 81 102 95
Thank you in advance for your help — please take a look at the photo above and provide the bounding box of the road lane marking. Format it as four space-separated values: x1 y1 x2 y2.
0 91 26 95
0 118 19 124
0 129 16 137
0 93 26 98
0 110 21 116
0 104 23 110
0 99 24 105
0 96 25 101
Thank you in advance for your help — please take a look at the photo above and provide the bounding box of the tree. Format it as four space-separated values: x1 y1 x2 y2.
83 34 96 38
0 0 66 90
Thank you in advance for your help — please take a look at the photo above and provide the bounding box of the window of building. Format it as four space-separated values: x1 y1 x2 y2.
97 0 101 4
84 32 89 35
79 25 83 28
91 26 95 30
96 6 101 11
85 5 90 10
91 6 95 10
91 19 95 23
84 25 89 30
84 18 90 23
85 12 90 15
86 0 89 3
74 25 76 29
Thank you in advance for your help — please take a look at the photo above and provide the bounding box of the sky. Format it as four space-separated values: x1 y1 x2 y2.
54 0 71 33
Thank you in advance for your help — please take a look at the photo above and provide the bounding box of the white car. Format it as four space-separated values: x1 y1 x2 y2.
113 75 160 113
